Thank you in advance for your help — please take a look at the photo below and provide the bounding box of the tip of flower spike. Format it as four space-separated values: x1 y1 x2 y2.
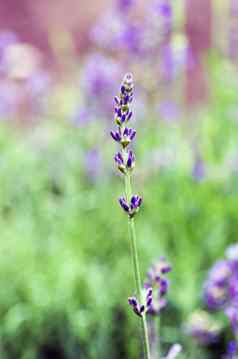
121 73 134 94
123 72 133 84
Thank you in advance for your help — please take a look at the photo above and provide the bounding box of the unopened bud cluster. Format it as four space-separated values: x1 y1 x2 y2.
110 73 142 218
128 287 153 317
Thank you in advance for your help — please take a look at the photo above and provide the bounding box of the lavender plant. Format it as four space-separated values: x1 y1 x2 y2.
111 73 151 358
192 244 238 357
144 257 172 358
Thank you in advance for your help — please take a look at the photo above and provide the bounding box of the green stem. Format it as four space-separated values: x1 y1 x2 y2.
124 173 151 359
157 315 161 359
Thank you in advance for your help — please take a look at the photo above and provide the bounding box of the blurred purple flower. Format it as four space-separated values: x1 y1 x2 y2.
117 0 134 13
159 101 179 122
144 257 171 315
71 107 91 126
192 154 205 182
80 54 122 119
0 82 19 118
0 31 18 71
203 245 238 353
223 340 238 359
84 148 102 181
120 23 143 54
204 260 232 310
225 306 238 335
186 310 221 345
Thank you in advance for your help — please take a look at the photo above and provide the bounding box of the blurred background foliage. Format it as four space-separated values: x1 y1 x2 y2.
0 0 238 358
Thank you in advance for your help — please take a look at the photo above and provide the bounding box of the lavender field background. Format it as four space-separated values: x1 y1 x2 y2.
0 0 238 358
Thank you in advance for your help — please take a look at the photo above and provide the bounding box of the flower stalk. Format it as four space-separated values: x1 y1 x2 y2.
111 73 151 359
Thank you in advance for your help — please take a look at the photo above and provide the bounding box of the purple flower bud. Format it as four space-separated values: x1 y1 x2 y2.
114 152 124 166
140 305 145 314
128 128 136 140
128 296 144 317
123 73 134 88
114 151 136 173
123 127 136 140
121 114 126 123
119 197 130 213
121 85 126 94
127 111 133 121
130 195 142 210
128 296 138 307
146 296 153 307
110 130 121 142
160 258 172 274
118 195 142 217
126 150 135 169
146 288 153 298
146 287 153 309
160 278 169 296
114 96 120 105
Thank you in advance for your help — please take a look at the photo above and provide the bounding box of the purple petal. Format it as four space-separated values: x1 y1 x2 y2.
146 288 153 298
123 127 129 136
140 305 145 313
128 297 138 307
121 85 126 94
160 278 168 296
127 150 135 168
129 129 136 140
114 96 120 105
110 131 121 142
114 152 124 165
146 296 153 307
119 197 130 212
127 111 133 121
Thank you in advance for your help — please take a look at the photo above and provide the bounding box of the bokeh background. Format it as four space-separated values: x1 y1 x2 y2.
0 0 237 358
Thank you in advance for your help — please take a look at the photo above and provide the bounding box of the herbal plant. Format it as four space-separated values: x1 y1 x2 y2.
111 73 151 358
144 258 172 358
203 244 238 357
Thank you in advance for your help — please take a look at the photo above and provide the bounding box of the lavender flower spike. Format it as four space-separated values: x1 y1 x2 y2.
114 73 134 126
144 257 172 316
111 74 150 358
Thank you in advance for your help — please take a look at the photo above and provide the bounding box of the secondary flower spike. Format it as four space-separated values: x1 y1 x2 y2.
144 257 172 315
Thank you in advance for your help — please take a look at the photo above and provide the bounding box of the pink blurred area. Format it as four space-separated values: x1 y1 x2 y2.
0 0 111 57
